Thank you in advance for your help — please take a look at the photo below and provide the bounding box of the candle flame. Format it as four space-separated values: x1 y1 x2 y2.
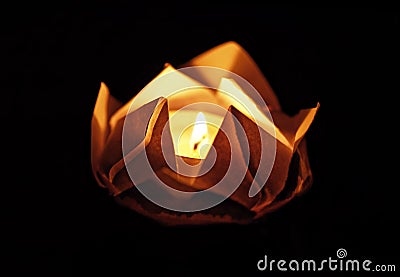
190 112 209 158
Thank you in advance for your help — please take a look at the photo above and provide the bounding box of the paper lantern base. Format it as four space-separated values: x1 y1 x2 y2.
113 146 311 226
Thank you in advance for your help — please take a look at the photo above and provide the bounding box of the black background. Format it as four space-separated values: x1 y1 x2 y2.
2 4 399 275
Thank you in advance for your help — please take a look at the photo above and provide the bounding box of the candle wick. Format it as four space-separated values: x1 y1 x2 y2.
193 134 207 151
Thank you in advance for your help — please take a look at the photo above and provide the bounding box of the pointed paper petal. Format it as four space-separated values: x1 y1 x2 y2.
217 77 292 149
183 41 281 111
91 82 123 186
271 103 320 150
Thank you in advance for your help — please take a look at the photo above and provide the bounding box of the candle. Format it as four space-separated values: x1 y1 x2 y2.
188 112 209 158
169 110 214 159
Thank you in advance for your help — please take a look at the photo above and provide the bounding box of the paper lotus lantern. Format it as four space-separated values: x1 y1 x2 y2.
91 41 319 225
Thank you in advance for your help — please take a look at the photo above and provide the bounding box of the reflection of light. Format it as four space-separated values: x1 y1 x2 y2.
189 112 209 158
